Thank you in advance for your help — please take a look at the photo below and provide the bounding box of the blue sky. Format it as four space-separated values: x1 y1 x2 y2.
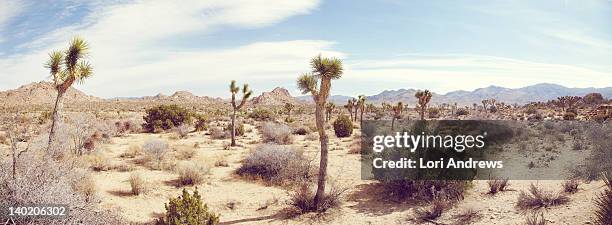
0 0 610 98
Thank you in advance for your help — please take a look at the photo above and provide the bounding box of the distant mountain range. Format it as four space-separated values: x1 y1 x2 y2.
297 83 612 106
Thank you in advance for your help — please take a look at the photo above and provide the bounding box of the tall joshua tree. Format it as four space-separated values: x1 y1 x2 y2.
284 102 295 121
297 55 343 210
46 37 93 152
229 80 252 147
415 90 432 120
325 102 335 122
357 95 366 125
391 102 403 130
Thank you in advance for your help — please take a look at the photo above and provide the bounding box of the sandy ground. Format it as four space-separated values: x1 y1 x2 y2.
87 124 606 225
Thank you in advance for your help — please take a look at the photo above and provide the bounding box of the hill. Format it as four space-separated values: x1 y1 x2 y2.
0 81 101 106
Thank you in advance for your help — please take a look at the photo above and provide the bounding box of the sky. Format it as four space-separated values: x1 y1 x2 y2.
0 0 610 98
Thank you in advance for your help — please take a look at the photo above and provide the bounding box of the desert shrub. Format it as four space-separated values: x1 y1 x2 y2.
214 155 229 167
210 127 228 139
414 198 449 223
516 184 570 210
333 115 353 138
86 153 110 171
292 127 309 135
305 133 318 141
193 113 209 132
225 122 245 136
173 125 191 139
455 108 469 116
348 138 361 154
115 120 141 136
175 145 197 160
574 124 612 180
427 108 440 118
525 213 547 225
156 188 219 225
143 105 193 133
72 172 97 202
120 144 142 158
143 139 169 170
561 179 580 194
236 144 312 185
563 111 576 120
287 181 347 214
176 161 210 186
129 172 147 195
261 122 294 144
248 108 275 121
594 172 612 225
525 105 538 115
487 178 510 195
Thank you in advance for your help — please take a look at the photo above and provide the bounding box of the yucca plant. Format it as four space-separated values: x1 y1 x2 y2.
46 37 93 152
229 80 252 146
297 54 343 210
415 90 432 120
594 172 611 225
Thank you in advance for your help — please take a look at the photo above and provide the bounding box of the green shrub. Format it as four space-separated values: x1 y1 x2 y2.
456 108 469 116
333 115 353 138
248 108 275 121
156 188 219 225
428 108 440 118
225 123 244 136
193 114 209 132
143 105 193 133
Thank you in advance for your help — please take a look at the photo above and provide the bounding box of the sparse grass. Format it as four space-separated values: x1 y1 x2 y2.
120 144 142 158
413 198 449 223
176 161 210 186
516 183 570 210
561 179 580 194
487 178 510 195
129 172 147 195
213 155 229 167
287 181 347 214
86 153 111 171
525 212 547 225
452 208 481 225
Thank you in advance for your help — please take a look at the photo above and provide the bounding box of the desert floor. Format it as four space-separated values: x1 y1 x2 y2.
86 123 606 225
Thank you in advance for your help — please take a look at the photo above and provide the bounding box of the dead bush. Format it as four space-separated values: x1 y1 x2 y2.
516 183 570 210
261 122 294 144
348 138 361 154
214 155 229 167
143 139 169 170
176 161 210 186
210 127 228 139
487 178 510 195
129 172 147 195
561 179 580 194
287 181 347 214
72 172 97 203
236 144 313 185
382 180 466 202
173 124 191 139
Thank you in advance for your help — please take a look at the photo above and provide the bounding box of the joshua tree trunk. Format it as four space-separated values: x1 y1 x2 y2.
313 79 331 209
419 107 425 120
230 109 237 146
47 90 65 151
360 109 364 125
391 117 396 130
353 107 358 122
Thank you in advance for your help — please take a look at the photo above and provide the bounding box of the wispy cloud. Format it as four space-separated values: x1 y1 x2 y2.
0 0 25 42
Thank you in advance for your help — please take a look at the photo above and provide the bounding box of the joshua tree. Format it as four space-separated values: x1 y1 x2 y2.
46 37 93 152
557 96 582 112
229 80 252 146
481 99 489 111
366 103 375 114
325 102 335 122
415 90 432 120
357 95 366 125
345 98 357 121
381 102 392 112
284 102 295 121
391 102 403 130
297 55 343 210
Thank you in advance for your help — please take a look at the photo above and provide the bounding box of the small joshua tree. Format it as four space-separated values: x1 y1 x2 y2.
558 96 582 112
46 37 93 152
415 90 432 120
229 80 252 146
325 102 335 122
284 102 295 122
357 95 366 125
391 102 403 130
345 98 357 121
297 55 343 210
